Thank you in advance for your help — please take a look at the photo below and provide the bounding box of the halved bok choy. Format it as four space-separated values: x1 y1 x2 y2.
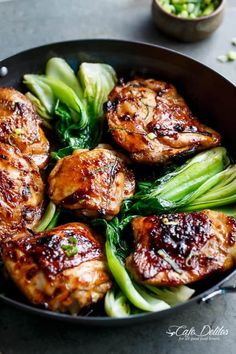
24 58 117 158
125 147 236 216
34 201 60 232
97 218 194 318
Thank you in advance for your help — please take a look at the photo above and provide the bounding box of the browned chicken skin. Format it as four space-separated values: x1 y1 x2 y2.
126 210 236 286
0 87 50 168
105 79 221 164
48 145 135 219
0 142 44 243
2 223 112 314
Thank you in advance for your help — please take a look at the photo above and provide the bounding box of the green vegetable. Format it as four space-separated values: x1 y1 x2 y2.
158 0 220 19
34 202 57 232
146 285 195 306
24 75 55 115
46 208 61 230
46 58 84 100
25 92 52 120
232 38 236 46
102 218 170 312
54 100 91 150
24 60 117 157
77 62 117 147
61 244 78 257
127 147 229 215
78 62 117 118
182 165 236 211
104 287 131 318
227 51 236 62
217 55 228 63
202 3 214 16
100 217 195 317
50 146 74 160
125 146 236 216
61 234 79 257
68 236 77 245
153 147 228 202
217 52 236 63
24 74 88 129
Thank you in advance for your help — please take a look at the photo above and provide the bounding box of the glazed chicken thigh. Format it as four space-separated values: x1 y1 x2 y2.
48 145 135 219
126 210 236 286
0 142 44 243
2 223 112 314
0 88 49 168
105 79 221 164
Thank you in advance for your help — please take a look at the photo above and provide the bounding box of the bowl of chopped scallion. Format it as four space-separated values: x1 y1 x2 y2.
152 0 225 42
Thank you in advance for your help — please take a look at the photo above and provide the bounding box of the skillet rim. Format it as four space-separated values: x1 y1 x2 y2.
0 38 235 325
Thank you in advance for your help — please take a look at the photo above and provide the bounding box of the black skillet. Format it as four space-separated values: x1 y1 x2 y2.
0 39 236 326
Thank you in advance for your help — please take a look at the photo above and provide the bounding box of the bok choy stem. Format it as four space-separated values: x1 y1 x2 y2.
24 74 88 129
46 208 61 230
34 202 60 232
23 76 55 115
104 219 170 312
25 92 52 120
157 147 228 202
46 57 84 100
24 59 117 157
145 285 195 306
128 147 231 215
104 287 131 318
182 165 236 211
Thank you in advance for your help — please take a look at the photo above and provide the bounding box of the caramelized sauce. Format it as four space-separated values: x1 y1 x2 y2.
133 212 213 279
3 224 103 279
227 217 236 246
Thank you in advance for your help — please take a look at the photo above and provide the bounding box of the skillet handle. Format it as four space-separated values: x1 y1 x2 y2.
201 285 236 303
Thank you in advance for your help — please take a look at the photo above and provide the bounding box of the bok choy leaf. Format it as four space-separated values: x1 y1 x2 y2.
126 147 230 215
78 62 117 118
24 74 88 129
25 92 52 121
97 218 170 313
104 287 131 318
145 285 195 306
24 59 117 157
46 57 84 100
96 217 195 317
34 202 60 232
24 75 55 115
182 165 236 211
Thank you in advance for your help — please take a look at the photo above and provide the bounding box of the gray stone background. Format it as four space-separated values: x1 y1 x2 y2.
0 0 235 353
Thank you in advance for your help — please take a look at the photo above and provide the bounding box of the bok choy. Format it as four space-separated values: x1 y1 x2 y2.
182 164 236 211
34 202 60 232
96 217 194 317
24 58 117 158
124 147 234 215
145 285 195 306
79 62 117 118
104 287 131 318
100 218 170 313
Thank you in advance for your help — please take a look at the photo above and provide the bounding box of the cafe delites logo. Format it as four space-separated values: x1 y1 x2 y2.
166 325 229 341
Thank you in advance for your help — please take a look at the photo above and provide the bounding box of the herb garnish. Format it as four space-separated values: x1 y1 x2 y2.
61 236 78 257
